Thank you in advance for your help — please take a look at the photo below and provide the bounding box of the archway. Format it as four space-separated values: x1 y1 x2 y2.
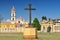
47 26 51 32
43 26 46 32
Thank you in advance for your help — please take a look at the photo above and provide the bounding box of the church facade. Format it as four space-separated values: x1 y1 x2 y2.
0 6 29 33
41 18 60 32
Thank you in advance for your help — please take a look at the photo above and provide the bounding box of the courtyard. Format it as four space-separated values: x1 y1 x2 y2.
0 32 60 40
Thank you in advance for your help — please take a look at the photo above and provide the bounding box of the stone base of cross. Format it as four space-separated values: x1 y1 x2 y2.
23 28 37 39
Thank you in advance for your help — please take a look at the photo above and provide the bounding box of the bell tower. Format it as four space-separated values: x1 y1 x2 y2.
11 6 16 21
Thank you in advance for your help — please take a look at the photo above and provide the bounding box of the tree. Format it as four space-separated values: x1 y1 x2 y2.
42 16 47 20
32 18 41 30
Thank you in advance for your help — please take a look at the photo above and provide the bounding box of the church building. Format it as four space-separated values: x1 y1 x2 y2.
41 16 60 32
0 6 29 33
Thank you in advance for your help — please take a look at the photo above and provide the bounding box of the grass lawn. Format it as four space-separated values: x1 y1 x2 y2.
0 32 60 40
38 32 60 40
0 33 23 40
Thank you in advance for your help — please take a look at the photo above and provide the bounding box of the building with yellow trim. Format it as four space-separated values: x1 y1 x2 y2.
0 6 29 33
41 18 60 32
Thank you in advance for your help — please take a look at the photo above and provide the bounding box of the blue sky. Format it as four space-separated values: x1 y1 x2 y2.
0 0 60 22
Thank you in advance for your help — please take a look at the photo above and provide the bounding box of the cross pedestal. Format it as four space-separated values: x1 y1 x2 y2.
23 28 37 39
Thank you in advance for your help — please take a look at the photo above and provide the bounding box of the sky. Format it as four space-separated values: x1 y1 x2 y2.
0 0 60 22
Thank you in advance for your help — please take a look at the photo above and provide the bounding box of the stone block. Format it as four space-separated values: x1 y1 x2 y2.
23 28 37 39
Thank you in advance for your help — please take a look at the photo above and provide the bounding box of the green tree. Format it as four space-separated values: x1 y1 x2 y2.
42 16 47 20
32 18 41 30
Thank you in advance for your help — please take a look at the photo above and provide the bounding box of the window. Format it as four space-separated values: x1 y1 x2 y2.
43 26 45 30
18 21 20 23
13 18 14 20
54 26 58 30
20 24 23 27
5 28 6 30
13 14 14 16
58 26 60 30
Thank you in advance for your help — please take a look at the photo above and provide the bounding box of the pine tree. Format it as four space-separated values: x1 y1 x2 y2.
32 18 41 30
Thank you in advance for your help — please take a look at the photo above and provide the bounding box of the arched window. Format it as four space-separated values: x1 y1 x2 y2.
43 26 45 30
43 26 46 32
18 21 20 23
13 18 14 20
13 14 14 16
47 26 51 32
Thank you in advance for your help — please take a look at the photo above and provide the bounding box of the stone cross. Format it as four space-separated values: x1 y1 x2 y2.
25 4 36 26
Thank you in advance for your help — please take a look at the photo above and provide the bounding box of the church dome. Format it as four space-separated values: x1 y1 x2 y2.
18 16 23 21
